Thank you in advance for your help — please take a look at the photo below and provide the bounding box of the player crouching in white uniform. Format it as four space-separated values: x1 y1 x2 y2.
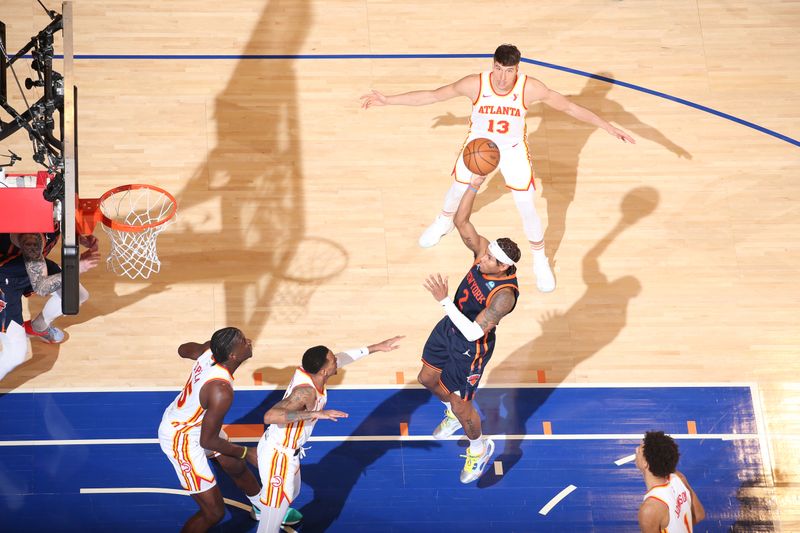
158 327 262 532
256 336 403 533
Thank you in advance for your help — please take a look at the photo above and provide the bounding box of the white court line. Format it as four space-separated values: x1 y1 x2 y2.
0 433 759 447
614 454 636 466
0 381 758 393
539 484 577 515
750 383 775 486
80 487 250 512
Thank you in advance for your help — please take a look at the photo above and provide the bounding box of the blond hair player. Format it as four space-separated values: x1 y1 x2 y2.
361 43 635 293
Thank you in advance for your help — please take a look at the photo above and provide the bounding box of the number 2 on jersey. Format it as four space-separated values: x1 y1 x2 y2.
488 119 509 134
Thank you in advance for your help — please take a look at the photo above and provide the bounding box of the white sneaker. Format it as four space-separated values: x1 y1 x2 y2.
459 438 495 484
418 215 455 248
533 254 556 293
433 408 462 439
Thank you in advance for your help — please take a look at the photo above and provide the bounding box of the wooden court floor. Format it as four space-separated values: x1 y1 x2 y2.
2 0 799 528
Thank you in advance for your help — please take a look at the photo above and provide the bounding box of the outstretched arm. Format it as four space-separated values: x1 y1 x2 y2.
525 77 635 144
263 385 348 425
611 109 690 158
360 74 479 108
335 336 404 367
453 175 490 257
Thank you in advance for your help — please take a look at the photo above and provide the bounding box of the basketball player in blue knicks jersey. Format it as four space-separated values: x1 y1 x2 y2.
419 173 519 483
362 44 635 293
0 229 99 346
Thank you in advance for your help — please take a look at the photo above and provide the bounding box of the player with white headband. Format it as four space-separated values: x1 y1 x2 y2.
418 173 520 483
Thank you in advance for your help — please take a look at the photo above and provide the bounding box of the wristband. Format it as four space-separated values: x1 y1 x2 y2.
336 346 370 368
468 186 479 193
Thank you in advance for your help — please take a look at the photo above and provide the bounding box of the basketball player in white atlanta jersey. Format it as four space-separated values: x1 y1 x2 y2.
158 327 262 532
255 335 403 533
636 431 705 533
361 44 635 293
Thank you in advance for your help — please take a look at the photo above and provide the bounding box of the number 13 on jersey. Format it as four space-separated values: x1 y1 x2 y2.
487 120 510 134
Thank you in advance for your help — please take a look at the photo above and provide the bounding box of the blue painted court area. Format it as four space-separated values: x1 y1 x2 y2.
0 385 774 532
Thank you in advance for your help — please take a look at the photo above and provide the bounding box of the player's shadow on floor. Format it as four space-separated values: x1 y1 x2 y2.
475 186 659 488
298 387 439 531
432 72 689 264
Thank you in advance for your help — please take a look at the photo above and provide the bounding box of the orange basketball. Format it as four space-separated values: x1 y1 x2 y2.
462 138 500 176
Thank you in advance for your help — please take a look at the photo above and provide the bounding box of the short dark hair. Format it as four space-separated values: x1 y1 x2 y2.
210 327 245 363
494 44 521 66
497 237 521 275
642 431 680 477
303 345 330 374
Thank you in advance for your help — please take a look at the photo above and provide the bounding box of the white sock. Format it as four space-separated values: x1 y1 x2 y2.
468 436 485 455
441 181 469 216
512 186 544 242
32 284 89 332
531 245 547 261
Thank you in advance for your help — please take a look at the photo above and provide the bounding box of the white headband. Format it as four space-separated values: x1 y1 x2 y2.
488 240 516 266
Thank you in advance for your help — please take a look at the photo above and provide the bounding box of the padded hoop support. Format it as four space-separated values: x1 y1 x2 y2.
77 197 101 235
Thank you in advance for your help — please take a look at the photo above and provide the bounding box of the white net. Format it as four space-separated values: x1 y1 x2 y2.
99 186 176 279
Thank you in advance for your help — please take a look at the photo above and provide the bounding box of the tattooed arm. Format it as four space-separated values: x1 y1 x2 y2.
474 287 517 333
12 233 100 296
13 233 62 296
263 385 347 425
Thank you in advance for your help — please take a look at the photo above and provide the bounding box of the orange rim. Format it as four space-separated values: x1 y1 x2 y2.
98 184 178 232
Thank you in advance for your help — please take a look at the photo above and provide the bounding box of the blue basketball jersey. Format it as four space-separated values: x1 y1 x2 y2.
0 231 61 277
450 260 519 338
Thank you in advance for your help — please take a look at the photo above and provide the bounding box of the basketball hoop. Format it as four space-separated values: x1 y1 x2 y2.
78 184 177 280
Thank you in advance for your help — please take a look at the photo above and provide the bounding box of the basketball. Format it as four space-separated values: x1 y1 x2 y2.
462 138 500 175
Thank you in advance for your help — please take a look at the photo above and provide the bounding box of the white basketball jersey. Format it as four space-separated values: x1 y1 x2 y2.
642 474 694 533
161 350 234 438
265 367 327 449
468 71 528 147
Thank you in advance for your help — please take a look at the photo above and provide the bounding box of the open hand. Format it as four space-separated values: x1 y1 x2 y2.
360 90 388 109
370 336 404 353
607 126 636 144
78 248 101 273
423 273 449 301
314 409 349 421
